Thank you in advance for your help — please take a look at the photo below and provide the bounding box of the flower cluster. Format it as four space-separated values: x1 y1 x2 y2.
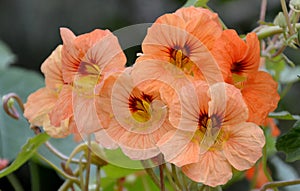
24 6 280 187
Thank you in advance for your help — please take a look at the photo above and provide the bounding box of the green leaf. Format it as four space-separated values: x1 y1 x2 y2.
276 120 300 162
184 0 209 7
0 41 16 69
269 111 300 120
265 55 286 82
103 164 139 179
0 67 77 170
0 67 44 160
0 133 50 178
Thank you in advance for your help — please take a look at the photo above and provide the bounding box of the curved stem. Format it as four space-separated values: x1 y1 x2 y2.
36 153 80 186
260 179 300 191
280 0 294 35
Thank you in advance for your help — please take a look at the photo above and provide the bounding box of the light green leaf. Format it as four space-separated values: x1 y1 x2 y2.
265 55 286 82
276 120 300 162
0 41 16 69
103 164 139 179
184 0 209 7
269 111 300 120
0 133 50 178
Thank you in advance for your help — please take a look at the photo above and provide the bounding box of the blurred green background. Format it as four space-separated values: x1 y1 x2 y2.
0 0 300 190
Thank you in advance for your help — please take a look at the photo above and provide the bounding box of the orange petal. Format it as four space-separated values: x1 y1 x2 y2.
182 150 232 187
223 122 265 171
242 71 280 125
208 82 248 126
41 45 64 90
157 130 195 165
72 93 102 135
24 88 58 126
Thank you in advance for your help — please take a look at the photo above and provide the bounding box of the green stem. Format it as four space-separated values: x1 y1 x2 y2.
29 160 40 191
84 136 92 191
262 144 272 182
95 166 101 191
79 154 86 191
261 142 279 191
58 168 80 191
141 160 161 189
7 173 24 191
165 166 181 191
260 179 300 191
280 0 294 35
45 141 87 165
249 162 259 190
256 23 300 40
171 164 183 190
59 180 75 191
36 153 80 186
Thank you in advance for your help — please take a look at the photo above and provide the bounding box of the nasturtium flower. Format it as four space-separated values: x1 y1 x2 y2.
158 82 265 187
212 29 260 81
94 66 175 160
137 6 224 84
212 30 280 125
24 45 77 138
51 28 126 135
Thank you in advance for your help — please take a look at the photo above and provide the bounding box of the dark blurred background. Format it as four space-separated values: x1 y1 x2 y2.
0 0 284 71
0 0 299 190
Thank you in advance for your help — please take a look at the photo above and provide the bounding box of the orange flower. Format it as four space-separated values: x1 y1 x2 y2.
263 118 280 137
212 29 260 81
158 82 265 187
137 6 224 84
50 28 126 135
241 71 280 125
94 66 175 160
245 162 270 188
24 45 76 138
212 30 280 125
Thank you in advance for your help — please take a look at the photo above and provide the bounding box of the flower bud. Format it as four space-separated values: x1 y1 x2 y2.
274 12 287 28
290 0 300 12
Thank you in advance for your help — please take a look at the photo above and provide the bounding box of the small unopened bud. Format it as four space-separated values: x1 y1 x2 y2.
274 12 287 28
0 159 9 170
290 0 300 12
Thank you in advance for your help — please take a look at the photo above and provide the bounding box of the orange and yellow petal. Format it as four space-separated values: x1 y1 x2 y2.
49 84 73 126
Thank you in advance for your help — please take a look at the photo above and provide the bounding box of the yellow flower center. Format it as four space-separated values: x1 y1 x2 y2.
128 93 153 122
170 47 194 76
